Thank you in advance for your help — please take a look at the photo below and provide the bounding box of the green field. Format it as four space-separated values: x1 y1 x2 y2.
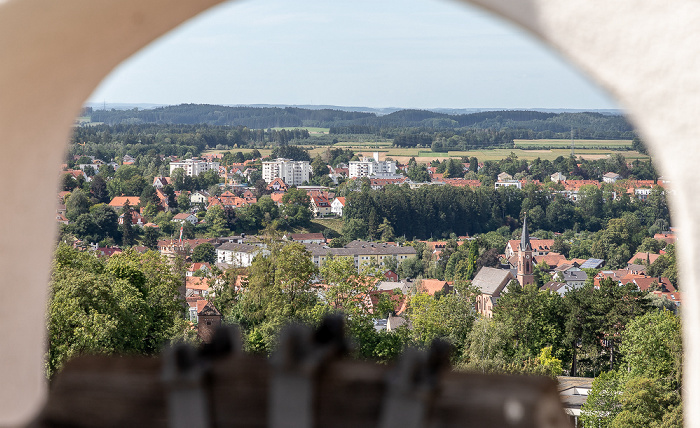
514 139 632 148
270 127 330 134
332 141 393 148
204 139 649 163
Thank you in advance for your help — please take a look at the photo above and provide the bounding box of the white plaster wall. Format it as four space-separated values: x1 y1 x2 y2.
0 0 698 426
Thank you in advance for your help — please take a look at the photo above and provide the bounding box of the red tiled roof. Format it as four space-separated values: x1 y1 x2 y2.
627 252 661 265
109 196 141 208
186 277 210 291
419 279 450 295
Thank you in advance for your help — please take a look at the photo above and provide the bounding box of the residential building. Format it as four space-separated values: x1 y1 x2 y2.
603 172 621 183
331 197 345 216
494 179 522 189
109 196 140 210
262 158 311 186
172 212 198 225
216 242 268 267
553 270 588 289
558 377 593 427
550 172 567 183
286 233 325 244
266 177 289 192
310 194 331 217
505 238 555 259
169 158 220 177
348 152 398 178
152 176 171 189
304 241 416 270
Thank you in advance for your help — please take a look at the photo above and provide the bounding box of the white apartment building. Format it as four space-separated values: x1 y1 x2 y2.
169 158 220 177
348 152 398 178
262 158 311 186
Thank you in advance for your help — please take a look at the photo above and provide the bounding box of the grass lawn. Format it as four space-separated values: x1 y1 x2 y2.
306 218 344 235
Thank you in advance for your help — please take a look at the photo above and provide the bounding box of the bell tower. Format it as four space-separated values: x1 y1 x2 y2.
517 216 534 286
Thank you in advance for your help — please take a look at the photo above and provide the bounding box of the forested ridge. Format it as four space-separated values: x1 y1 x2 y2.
84 104 635 140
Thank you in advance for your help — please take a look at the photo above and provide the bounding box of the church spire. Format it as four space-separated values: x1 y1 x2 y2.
520 215 532 251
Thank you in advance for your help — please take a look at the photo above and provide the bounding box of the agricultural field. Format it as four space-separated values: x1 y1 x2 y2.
205 139 649 163
270 127 330 134
513 139 633 148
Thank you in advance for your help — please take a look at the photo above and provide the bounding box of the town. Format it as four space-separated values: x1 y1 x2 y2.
53 110 680 428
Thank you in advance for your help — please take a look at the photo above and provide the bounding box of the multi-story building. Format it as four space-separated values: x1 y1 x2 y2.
304 241 416 270
262 158 311 186
169 158 220 177
348 152 398 178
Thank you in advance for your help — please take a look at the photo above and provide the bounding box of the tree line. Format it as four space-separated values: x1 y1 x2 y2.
85 105 636 140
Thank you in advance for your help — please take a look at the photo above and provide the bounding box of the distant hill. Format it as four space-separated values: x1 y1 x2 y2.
83 103 635 139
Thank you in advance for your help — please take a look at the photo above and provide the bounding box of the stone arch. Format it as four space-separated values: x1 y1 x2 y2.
1 0 699 426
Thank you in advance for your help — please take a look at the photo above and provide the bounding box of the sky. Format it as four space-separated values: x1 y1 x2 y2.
87 0 620 110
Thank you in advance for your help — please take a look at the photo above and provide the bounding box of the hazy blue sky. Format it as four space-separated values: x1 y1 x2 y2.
88 0 619 110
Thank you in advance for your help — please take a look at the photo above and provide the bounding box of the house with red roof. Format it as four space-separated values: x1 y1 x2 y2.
418 279 452 296
173 212 198 225
310 194 331 217
186 276 210 297
186 262 212 277
266 177 289 192
331 197 346 216
118 210 144 226
152 176 171 189
627 252 661 265
109 196 140 210
505 239 554 259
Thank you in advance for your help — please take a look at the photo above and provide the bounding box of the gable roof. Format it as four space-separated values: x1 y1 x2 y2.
472 267 515 296
108 196 141 208
173 212 196 220
419 279 450 295
627 252 661 265
198 301 222 316
186 277 210 291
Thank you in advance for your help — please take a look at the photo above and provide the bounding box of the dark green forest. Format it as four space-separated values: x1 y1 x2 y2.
84 105 636 140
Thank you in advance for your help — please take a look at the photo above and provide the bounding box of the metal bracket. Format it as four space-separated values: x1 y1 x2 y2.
378 340 451 428
162 325 242 428
268 315 348 428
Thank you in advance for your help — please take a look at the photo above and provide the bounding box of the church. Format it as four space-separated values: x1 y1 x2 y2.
472 217 533 317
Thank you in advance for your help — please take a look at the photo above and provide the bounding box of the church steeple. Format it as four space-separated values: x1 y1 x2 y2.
520 215 532 251
517 215 534 286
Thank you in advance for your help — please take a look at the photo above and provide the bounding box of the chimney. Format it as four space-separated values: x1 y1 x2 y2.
373 152 379 162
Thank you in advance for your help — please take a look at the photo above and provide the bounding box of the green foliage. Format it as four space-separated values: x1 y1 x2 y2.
204 205 230 237
581 311 683 428
191 243 216 264
227 243 321 354
65 189 91 222
47 244 185 377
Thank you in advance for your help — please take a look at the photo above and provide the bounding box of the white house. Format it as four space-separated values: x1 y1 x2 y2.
190 191 209 206
494 179 522 189
497 172 513 181
152 176 171 189
553 270 588 289
550 172 567 183
172 212 198 225
603 172 621 183
331 197 346 216
216 242 268 267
